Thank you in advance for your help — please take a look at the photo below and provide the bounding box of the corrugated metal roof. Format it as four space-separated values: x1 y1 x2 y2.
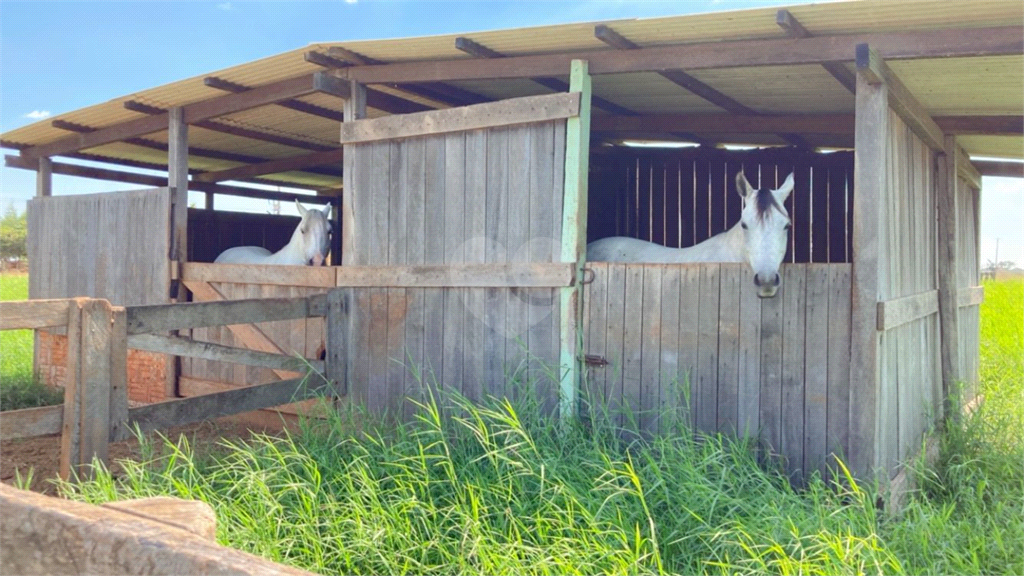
2 0 1021 191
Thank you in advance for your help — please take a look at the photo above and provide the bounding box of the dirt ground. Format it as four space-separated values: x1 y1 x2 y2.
1 415 286 495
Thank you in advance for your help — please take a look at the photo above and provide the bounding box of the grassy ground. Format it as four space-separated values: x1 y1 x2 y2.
52 278 1023 575
0 274 63 410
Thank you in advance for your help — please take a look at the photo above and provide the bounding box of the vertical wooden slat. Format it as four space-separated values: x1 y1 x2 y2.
663 160 681 248
422 136 447 398
326 289 348 397
506 125 532 400
442 132 467 403
365 142 391 414
604 263 628 427
709 161 728 238
811 166 830 263
695 264 720 434
108 306 129 444
803 264 830 479
737 265 762 438
658 266 681 434
621 265 645 431
485 128 509 399
716 264 741 436
759 284 784 454
678 159 696 248
401 138 427 415
462 130 487 403
827 158 850 262
59 300 83 481
678 265 700 428
826 264 852 476
528 121 559 411
848 66 887 478
693 158 711 245
781 265 807 483
386 142 408 415
583 262 609 415
639 265 662 435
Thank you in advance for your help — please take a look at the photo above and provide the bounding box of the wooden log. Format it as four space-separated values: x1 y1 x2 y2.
0 299 71 330
101 497 217 541
120 376 332 439
339 92 580 144
0 484 318 576
0 405 63 441
876 290 939 331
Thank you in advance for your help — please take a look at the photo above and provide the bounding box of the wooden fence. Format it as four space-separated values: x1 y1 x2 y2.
582 262 852 483
0 294 337 480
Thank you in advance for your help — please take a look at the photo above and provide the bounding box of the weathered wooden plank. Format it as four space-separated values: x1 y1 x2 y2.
181 262 335 288
339 92 580 144
527 121 560 413
604 263 628 427
121 376 332 439
421 134 447 403
505 125 532 403
802 264 830 480
483 128 509 399
461 130 488 403
583 262 609 414
826 265 852 476
737 266 762 438
108 306 129 445
127 333 323 372
59 300 83 481
168 108 189 266
0 299 71 330
364 141 392 414
177 376 330 418
325 288 348 396
342 82 367 265
936 135 961 421
876 290 939 331
658 266 681 434
759 279 784 455
780 266 807 483
403 137 427 415
639 266 662 435
0 405 63 441
441 132 467 404
716 264 741 436
385 140 409 416
621 265 645 432
335 263 577 288
678 265 700 428
129 291 325 334
957 285 984 308
695 264 721 434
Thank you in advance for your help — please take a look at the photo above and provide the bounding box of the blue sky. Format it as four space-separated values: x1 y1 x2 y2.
1 0 1021 266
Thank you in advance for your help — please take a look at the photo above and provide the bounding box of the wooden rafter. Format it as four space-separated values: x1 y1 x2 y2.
4 154 339 204
856 43 945 150
50 118 341 179
593 24 809 148
776 10 857 93
203 76 345 121
348 26 1023 84
453 36 640 118
21 72 347 160
124 100 337 152
973 159 1024 178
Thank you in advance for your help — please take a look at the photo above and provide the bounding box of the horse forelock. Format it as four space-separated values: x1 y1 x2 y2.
754 188 783 222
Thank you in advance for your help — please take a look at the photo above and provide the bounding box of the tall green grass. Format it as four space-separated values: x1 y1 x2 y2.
0 273 63 410
56 278 1023 575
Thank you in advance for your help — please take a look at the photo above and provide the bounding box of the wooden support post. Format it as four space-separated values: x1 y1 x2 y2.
204 191 214 210
326 288 349 396
848 59 889 479
108 306 130 443
168 107 189 264
341 80 366 265
36 157 52 197
558 60 592 423
59 300 84 481
936 135 962 422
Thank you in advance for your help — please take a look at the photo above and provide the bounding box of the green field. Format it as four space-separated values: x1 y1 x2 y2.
26 277 1024 575
0 274 63 410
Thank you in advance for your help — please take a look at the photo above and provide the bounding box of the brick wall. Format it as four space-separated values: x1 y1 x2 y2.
36 331 169 404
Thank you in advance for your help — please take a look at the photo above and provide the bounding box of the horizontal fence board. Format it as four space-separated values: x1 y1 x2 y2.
876 290 938 331
178 376 332 418
335 262 575 288
119 376 332 440
957 285 984 308
127 333 324 372
0 299 70 330
182 262 335 287
128 291 326 334
0 405 63 441
340 92 580 145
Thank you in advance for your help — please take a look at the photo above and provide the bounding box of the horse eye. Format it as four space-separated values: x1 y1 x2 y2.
784 223 792 231
741 222 748 230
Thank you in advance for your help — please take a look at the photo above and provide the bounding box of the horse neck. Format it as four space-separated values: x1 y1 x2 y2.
675 223 745 262
266 228 308 265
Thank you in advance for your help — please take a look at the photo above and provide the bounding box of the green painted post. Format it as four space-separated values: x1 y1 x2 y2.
558 60 591 423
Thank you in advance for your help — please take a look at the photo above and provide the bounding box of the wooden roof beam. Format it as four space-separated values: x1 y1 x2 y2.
314 48 490 108
593 24 809 148
453 36 642 118
857 43 945 150
22 72 348 160
192 148 344 183
973 159 1024 178
51 117 341 179
203 76 345 121
776 10 857 93
593 113 1023 136
124 100 336 152
348 26 1022 84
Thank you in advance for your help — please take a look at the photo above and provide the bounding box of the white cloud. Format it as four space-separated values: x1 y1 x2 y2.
217 2 232 10
345 0 357 4
24 110 51 120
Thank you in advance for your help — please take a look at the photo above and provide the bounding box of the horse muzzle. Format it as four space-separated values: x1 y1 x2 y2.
754 272 781 298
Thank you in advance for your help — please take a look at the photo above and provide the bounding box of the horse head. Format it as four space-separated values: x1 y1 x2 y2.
736 171 793 298
294 200 333 266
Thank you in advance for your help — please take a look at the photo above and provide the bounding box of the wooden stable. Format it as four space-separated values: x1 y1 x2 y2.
6 1 1019 485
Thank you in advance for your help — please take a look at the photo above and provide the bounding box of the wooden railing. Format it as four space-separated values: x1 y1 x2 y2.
0 292 344 480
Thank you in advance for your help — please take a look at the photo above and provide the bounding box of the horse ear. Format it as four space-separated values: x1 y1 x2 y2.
322 204 332 217
735 171 755 199
773 173 795 204
295 200 309 217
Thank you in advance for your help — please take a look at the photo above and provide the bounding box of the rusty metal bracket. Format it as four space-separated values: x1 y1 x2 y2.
580 267 596 285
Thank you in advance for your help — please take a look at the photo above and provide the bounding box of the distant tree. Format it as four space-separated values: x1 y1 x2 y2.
0 204 28 262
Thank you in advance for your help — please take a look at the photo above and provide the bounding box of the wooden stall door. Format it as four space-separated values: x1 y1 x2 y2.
340 93 580 419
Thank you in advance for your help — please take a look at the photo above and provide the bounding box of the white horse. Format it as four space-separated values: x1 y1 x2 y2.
588 171 794 298
214 200 333 266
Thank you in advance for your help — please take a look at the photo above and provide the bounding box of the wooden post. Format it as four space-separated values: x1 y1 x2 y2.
936 135 961 422
59 300 84 481
78 300 113 477
558 60 592 423
36 157 52 197
108 306 129 444
342 81 367 266
848 53 888 479
168 107 189 265
204 191 214 210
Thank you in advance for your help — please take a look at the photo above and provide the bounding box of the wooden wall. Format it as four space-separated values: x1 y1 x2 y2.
956 174 982 397
343 122 567 416
582 262 852 483
873 112 942 477
27 188 171 305
589 148 854 263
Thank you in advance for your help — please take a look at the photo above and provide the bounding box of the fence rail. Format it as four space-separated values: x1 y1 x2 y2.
0 293 340 480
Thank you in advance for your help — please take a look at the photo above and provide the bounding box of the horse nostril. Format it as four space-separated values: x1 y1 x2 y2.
753 273 761 287
773 273 781 287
